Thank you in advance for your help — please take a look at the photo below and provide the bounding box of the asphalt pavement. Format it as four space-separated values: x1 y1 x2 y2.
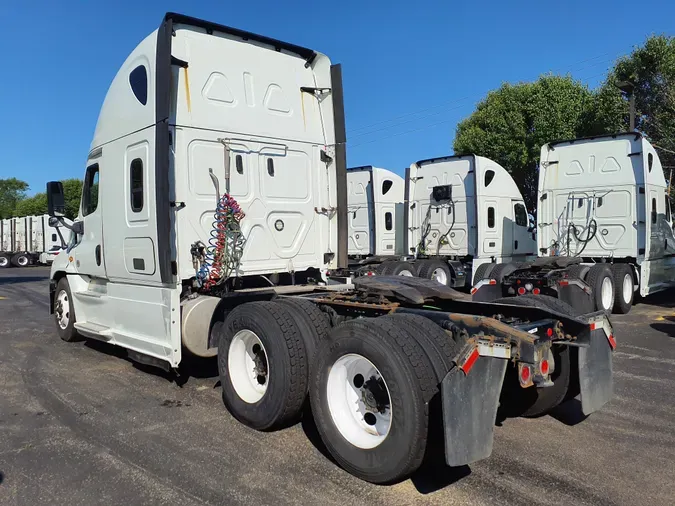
0 267 673 505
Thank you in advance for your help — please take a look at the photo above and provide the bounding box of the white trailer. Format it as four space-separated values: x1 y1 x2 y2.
45 13 615 484
0 214 63 268
472 133 675 314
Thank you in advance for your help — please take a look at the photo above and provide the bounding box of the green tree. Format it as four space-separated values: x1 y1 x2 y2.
0 178 29 219
14 193 47 217
62 179 83 220
602 35 675 185
453 75 624 210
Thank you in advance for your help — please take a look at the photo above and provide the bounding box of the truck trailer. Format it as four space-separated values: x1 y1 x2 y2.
46 12 615 484
0 214 63 268
472 132 675 314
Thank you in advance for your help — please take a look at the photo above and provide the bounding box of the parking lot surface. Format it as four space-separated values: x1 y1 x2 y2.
1 267 673 505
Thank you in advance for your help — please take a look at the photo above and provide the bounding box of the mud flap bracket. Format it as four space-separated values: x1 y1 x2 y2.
578 328 613 415
441 357 507 467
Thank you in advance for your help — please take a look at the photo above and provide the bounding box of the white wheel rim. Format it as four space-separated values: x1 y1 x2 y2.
0 257 7 267
56 289 70 330
601 276 613 310
432 268 448 285
622 273 633 304
228 329 269 403
326 353 392 449
17 256 28 266
398 269 414 277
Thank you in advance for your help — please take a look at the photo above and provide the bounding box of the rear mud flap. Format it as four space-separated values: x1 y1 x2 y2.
441 357 507 467
558 284 594 314
471 284 502 302
578 328 613 415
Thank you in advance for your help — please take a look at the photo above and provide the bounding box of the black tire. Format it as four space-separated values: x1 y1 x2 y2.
586 264 615 313
566 264 589 281
384 261 417 277
218 301 309 430
375 314 457 383
11 253 30 267
611 264 634 314
494 295 574 417
276 297 330 363
488 263 512 283
54 277 80 342
375 261 396 275
472 262 495 284
416 260 452 286
310 318 436 484
0 253 11 268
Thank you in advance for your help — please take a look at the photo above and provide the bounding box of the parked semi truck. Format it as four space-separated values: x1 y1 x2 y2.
344 155 537 285
472 132 675 314
46 13 615 484
0 214 63 268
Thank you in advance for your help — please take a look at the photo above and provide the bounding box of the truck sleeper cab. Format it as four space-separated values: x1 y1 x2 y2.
404 154 536 287
46 13 614 485
472 133 675 314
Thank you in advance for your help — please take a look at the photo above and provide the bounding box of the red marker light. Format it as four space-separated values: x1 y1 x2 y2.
460 348 480 375
559 280 569 286
489 279 497 285
517 287 526 295
470 287 478 295
540 359 550 375
532 288 540 295
546 327 553 337
519 364 532 385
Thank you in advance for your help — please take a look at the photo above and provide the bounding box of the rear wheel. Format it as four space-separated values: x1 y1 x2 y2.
385 261 417 277
218 301 309 430
417 260 452 286
11 253 29 267
310 318 436 484
494 295 574 417
586 264 615 313
0 254 10 268
611 264 634 314
276 297 330 363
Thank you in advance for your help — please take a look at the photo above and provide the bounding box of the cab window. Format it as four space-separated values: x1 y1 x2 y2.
82 164 100 216
514 203 527 226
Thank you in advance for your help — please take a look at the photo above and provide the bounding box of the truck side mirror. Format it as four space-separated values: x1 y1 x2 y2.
47 181 66 217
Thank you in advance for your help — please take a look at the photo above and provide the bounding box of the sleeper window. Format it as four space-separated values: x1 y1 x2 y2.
514 203 527 226
652 198 657 224
488 206 495 228
484 170 495 187
382 179 393 195
129 65 148 105
385 212 393 231
82 165 100 217
130 158 144 212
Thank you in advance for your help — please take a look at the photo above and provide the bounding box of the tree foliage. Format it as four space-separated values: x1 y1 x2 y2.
6 178 82 220
0 178 29 219
603 34 675 184
453 75 624 210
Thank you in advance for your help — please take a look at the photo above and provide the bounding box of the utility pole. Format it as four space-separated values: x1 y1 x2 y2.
616 81 636 131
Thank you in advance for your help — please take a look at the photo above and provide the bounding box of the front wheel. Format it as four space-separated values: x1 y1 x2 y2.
54 277 80 342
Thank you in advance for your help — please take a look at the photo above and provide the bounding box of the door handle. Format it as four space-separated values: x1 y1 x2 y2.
95 245 101 266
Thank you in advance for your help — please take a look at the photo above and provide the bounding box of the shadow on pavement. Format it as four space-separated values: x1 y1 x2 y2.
549 398 589 426
635 288 675 309
84 339 219 386
0 277 48 285
650 316 675 337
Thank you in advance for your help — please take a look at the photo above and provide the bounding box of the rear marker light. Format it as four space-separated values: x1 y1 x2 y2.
489 279 497 285
540 359 550 376
546 328 553 337
471 287 478 295
519 364 533 386
517 287 526 295
532 287 540 295
460 348 480 375
559 280 569 286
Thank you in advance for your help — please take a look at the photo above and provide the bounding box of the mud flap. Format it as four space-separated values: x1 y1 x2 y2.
441 357 507 467
471 283 502 302
578 328 613 415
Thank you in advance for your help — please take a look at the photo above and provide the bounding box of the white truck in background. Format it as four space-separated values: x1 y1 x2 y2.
472 133 675 314
43 12 616 485
346 166 410 273
0 214 64 268
343 155 537 284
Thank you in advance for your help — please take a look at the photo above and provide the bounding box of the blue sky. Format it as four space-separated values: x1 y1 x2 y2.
1 1 673 195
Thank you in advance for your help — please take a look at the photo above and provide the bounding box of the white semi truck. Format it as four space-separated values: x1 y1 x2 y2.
0 214 63 268
472 132 675 314
45 12 615 484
